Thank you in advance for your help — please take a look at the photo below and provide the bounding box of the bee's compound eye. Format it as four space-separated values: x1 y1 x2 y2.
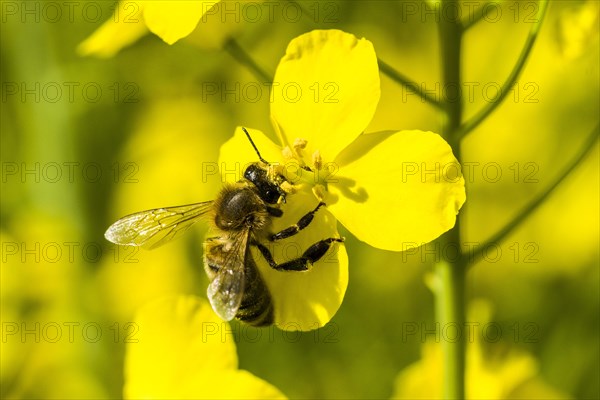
244 164 261 181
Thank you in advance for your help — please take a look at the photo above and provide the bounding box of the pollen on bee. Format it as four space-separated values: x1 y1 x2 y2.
222 241 233 252
267 163 284 181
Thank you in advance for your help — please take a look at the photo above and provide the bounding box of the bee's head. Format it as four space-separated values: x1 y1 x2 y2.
244 163 286 204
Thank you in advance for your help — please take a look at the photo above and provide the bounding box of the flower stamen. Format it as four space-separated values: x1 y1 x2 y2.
293 138 308 155
313 184 327 202
312 150 323 171
281 146 294 160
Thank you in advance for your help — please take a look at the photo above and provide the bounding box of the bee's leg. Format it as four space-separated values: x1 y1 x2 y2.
266 206 283 217
254 237 344 271
270 202 326 241
279 237 344 271
253 242 281 269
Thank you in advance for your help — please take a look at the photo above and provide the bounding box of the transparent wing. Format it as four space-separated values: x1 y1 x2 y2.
207 229 250 321
104 201 213 249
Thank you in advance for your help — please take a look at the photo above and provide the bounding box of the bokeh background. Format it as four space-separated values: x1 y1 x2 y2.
1 0 598 398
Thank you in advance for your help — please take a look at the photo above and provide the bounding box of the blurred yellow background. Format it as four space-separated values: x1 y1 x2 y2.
1 0 598 398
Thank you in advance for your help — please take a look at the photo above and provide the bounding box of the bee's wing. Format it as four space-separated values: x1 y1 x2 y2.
207 229 250 321
104 201 213 249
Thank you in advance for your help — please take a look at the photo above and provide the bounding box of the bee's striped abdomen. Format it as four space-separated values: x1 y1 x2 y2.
236 255 274 326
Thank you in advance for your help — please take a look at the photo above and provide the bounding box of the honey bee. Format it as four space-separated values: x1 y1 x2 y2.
104 128 344 326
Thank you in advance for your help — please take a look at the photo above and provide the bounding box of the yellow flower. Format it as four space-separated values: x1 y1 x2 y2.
218 30 465 330
78 0 243 57
557 0 599 60
391 300 571 399
124 295 286 399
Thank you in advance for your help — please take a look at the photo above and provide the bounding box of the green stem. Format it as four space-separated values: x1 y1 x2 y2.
462 1 499 31
378 59 444 110
455 0 549 140
436 1 465 398
467 124 599 267
223 37 272 83
434 256 466 398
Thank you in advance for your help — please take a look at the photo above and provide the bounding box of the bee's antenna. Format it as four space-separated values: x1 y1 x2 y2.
242 127 269 165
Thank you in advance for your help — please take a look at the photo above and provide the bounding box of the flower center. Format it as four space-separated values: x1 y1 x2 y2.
280 138 333 192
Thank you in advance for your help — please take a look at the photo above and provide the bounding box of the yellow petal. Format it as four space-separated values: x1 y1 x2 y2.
180 370 287 399
219 128 349 330
557 1 600 60
124 296 238 398
252 187 348 331
218 127 284 184
327 130 466 251
77 1 147 58
142 1 213 45
271 30 380 162
124 296 287 399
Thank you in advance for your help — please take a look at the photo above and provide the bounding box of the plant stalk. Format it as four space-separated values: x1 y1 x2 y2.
223 37 272 83
436 0 465 398
455 0 549 140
